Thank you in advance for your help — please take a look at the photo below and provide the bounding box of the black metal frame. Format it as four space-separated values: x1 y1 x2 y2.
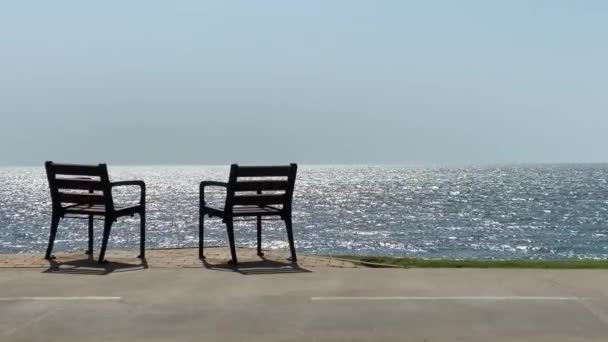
199 164 298 265
44 161 146 263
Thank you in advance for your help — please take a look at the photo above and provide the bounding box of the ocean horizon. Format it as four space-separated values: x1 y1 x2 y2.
1 164 608 260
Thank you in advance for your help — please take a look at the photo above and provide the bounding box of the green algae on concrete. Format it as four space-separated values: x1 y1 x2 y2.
334 256 608 269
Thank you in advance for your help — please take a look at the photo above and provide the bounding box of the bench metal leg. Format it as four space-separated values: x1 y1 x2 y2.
45 214 60 260
98 219 113 263
285 216 297 262
86 215 94 256
257 216 263 256
226 220 238 264
199 210 205 260
138 210 145 259
87 188 94 256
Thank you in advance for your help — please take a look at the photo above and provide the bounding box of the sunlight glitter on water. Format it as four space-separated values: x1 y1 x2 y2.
1 164 608 260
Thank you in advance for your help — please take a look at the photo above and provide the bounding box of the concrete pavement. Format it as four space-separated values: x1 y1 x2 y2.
2 262 608 341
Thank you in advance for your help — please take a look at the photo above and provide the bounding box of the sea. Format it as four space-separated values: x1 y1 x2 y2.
1 164 608 260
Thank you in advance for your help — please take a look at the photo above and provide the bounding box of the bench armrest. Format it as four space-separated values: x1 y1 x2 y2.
200 181 227 206
111 180 146 205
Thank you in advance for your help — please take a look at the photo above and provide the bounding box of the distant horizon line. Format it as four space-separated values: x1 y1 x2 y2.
2 161 608 168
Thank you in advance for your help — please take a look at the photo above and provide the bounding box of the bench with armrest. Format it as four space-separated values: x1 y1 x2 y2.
199 164 298 265
44 161 146 263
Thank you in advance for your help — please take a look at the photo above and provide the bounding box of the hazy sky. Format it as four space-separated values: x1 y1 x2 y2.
1 1 607 165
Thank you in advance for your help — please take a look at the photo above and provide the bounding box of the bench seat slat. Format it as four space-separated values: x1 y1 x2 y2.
205 205 283 218
48 163 106 176
236 166 292 177
62 204 141 216
234 180 289 192
233 194 286 206
55 179 105 191
58 192 106 205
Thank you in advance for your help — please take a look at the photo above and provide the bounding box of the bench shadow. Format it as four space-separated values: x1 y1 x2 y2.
43 256 148 275
202 256 311 275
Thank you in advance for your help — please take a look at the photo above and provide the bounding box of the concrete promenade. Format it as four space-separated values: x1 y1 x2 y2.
2 248 608 341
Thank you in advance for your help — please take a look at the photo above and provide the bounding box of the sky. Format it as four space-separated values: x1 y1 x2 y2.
1 1 607 165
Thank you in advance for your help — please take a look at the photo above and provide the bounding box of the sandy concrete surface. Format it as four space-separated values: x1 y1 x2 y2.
2 249 608 341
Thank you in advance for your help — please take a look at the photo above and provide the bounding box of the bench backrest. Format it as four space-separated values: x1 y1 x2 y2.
224 164 297 215
45 161 113 212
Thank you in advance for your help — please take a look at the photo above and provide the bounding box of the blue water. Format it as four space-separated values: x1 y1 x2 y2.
1 165 608 260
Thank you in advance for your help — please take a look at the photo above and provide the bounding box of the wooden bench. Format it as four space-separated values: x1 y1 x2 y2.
45 162 146 263
199 164 298 264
